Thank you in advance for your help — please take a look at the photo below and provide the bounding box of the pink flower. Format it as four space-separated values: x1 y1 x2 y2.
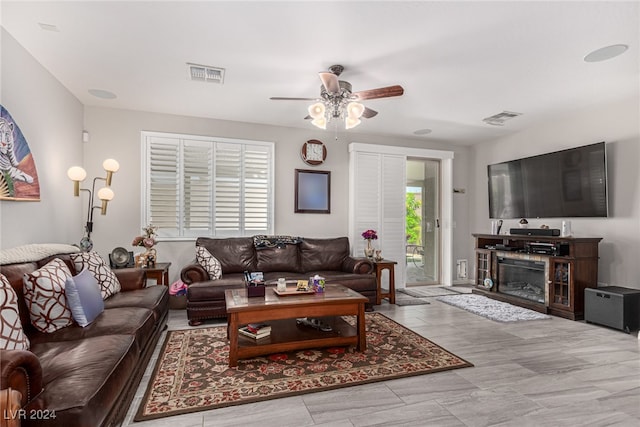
361 229 378 240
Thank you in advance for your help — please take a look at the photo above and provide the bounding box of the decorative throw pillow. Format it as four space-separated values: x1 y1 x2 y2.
65 269 104 327
0 273 30 350
70 251 121 299
23 258 74 333
196 246 222 280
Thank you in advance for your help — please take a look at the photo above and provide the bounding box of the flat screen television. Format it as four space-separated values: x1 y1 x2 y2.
488 142 608 219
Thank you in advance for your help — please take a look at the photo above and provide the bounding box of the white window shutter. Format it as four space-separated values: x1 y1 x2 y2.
381 155 406 286
214 142 243 235
352 152 381 257
243 144 271 234
143 133 273 239
147 137 180 236
182 140 212 236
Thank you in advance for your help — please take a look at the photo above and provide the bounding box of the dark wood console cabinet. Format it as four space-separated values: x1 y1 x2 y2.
472 233 602 320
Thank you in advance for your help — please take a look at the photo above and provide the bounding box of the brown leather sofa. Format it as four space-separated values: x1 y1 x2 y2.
181 236 377 325
0 253 168 427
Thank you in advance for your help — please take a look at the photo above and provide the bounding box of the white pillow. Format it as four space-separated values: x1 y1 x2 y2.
23 258 74 333
196 246 222 280
0 273 30 350
65 269 105 327
70 251 121 299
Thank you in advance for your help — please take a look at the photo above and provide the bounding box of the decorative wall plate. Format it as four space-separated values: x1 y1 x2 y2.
483 277 494 289
301 139 327 165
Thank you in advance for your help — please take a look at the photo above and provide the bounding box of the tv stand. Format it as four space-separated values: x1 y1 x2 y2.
472 233 602 320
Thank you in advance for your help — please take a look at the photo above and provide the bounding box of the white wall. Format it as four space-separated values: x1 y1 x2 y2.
0 29 84 249
84 106 472 283
470 97 640 290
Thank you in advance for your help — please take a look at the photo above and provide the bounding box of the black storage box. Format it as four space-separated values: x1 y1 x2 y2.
585 286 640 333
246 283 266 297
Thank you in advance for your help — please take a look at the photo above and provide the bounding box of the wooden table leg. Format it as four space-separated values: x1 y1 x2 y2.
228 313 239 367
388 267 396 304
357 303 366 352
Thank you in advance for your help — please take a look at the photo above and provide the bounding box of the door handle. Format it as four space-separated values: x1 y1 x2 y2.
436 219 440 228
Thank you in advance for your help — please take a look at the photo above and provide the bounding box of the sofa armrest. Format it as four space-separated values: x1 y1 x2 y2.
0 349 43 406
181 263 208 284
114 268 147 291
342 257 374 275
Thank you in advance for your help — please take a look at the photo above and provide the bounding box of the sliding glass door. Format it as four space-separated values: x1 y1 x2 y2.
406 158 440 285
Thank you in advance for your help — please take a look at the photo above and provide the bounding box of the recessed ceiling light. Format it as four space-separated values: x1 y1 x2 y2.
88 89 117 99
413 128 432 136
584 44 628 62
38 22 59 32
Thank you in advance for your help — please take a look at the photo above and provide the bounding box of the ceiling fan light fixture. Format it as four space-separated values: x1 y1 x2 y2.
311 117 327 130
347 102 365 119
345 116 361 129
308 102 325 119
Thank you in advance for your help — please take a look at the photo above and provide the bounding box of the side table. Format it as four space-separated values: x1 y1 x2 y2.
373 259 397 305
142 262 171 286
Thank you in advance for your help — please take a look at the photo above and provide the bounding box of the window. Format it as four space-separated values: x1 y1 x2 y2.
142 131 274 240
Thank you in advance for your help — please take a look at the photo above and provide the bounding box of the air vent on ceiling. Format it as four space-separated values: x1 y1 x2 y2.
482 111 522 126
187 63 225 84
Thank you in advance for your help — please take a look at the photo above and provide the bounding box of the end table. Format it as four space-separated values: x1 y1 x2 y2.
373 259 397 305
142 262 171 286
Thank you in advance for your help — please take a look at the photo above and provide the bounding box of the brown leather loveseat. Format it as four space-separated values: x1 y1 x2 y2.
181 236 377 325
0 249 168 427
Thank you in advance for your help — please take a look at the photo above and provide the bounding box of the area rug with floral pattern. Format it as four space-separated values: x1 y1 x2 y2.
135 313 472 421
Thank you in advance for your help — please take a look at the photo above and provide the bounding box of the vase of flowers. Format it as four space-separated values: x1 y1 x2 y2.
361 229 378 259
132 225 158 267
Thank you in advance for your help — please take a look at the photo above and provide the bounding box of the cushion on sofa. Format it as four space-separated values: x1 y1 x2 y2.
103 285 168 323
196 246 222 279
30 334 138 426
0 273 30 350
70 251 121 299
256 244 301 273
23 258 75 333
299 237 350 272
65 269 105 327
27 306 156 353
196 237 257 273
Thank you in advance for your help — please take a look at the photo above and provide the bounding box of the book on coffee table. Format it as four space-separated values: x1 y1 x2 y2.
239 324 271 339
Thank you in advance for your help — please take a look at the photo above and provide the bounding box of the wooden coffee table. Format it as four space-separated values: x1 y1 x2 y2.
225 283 368 367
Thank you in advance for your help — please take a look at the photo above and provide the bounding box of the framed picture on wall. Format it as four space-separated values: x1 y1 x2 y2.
294 169 330 214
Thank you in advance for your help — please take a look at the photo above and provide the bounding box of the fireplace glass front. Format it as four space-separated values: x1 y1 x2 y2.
497 257 546 304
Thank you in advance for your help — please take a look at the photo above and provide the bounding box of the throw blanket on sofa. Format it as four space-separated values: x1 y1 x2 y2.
252 235 302 249
0 243 79 265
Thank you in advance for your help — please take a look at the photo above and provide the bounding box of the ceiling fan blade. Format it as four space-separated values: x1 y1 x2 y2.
319 72 340 93
362 107 378 119
270 97 318 101
352 85 404 100
304 115 311 120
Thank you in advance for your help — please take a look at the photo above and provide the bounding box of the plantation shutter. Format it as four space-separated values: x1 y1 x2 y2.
243 144 271 233
349 148 406 287
214 142 243 235
183 140 212 236
147 137 180 237
143 132 273 239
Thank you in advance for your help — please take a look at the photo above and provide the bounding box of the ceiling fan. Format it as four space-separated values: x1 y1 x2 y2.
270 65 404 130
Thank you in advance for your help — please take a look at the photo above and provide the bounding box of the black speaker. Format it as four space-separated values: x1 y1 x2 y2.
510 228 561 237
109 247 134 269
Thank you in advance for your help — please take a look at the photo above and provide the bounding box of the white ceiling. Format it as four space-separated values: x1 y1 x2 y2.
2 1 638 146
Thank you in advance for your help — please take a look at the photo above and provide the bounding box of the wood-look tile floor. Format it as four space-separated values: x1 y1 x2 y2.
123 289 640 427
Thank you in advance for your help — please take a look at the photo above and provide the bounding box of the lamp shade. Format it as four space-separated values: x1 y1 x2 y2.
67 166 87 181
347 102 365 119
97 187 114 201
311 117 327 130
345 116 361 129
102 159 120 173
97 187 114 215
308 102 326 119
